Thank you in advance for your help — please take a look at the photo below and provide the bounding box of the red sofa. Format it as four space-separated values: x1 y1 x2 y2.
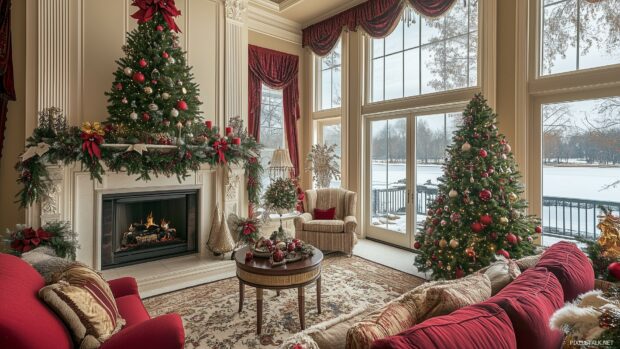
0 253 185 349
372 241 595 349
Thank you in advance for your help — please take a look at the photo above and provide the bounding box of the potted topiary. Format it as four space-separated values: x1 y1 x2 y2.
263 177 299 238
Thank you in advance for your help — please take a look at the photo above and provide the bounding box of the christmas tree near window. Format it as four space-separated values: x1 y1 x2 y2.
106 1 199 144
413 94 541 280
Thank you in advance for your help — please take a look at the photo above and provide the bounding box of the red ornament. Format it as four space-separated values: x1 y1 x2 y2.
435 208 443 215
245 251 253 263
151 80 158 85
496 249 510 259
115 83 123 90
480 214 493 226
479 149 488 158
535 225 543 234
479 189 492 201
162 51 170 59
264 239 273 247
481 172 489 178
432 218 440 226
273 249 285 263
185 150 192 159
156 25 165 31
413 241 421 249
177 100 188 111
132 72 145 84
608 262 620 280
287 242 296 252
142 113 150 121
506 232 518 245
471 222 484 233
490 232 498 240
139 58 148 68
455 268 465 279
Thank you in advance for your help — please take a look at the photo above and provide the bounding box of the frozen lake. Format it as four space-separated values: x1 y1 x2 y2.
371 163 620 202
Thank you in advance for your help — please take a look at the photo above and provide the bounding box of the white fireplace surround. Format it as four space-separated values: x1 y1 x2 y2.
27 164 245 295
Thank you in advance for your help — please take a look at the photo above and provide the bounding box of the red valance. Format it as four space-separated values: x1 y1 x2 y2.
248 45 301 177
302 0 457 56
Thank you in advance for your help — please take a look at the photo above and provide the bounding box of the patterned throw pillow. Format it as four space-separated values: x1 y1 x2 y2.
483 256 522 295
21 246 84 284
346 273 491 349
39 265 125 349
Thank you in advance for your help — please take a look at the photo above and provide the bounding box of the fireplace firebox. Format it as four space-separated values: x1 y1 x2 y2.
101 190 198 269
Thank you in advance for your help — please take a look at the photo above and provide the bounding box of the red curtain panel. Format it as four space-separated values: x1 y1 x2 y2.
0 0 15 162
248 45 301 177
302 0 457 56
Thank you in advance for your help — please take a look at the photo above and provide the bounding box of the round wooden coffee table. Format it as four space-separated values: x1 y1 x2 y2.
235 246 323 334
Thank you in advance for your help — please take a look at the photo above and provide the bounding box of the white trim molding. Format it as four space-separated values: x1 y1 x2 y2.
247 0 302 44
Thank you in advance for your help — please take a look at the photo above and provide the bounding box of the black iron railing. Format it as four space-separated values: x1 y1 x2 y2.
371 186 619 240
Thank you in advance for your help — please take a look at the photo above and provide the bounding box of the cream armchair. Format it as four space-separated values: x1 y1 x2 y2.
294 188 358 256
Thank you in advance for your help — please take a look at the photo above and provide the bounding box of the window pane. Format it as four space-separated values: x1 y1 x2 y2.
415 113 460 227
385 53 404 100
259 85 286 195
332 66 341 107
579 0 620 70
370 118 408 233
421 41 443 94
385 20 404 55
540 0 620 76
321 69 332 110
322 123 342 188
541 0 577 75
541 97 620 243
404 15 420 49
370 4 477 103
373 39 384 59
372 58 384 102
404 48 420 97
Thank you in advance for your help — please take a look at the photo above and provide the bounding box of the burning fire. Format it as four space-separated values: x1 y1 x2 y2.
146 212 156 228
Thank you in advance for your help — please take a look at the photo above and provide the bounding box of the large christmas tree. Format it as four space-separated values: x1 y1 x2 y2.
105 0 200 143
413 94 541 280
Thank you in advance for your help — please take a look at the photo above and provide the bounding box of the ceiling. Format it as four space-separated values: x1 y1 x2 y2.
261 0 366 27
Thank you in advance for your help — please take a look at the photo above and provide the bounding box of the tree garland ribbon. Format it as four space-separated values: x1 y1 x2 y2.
131 0 182 32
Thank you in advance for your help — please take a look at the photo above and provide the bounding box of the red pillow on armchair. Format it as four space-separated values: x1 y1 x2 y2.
314 207 336 220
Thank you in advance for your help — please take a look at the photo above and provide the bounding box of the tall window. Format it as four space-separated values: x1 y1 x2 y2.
541 0 620 76
371 2 478 102
315 119 342 188
318 39 342 110
260 84 286 191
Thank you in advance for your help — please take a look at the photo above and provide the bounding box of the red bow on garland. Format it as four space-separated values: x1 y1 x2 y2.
131 0 182 33
242 222 256 236
213 139 228 164
80 122 105 160
10 227 53 253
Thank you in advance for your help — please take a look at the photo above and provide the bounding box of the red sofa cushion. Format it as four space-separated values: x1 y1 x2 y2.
314 207 336 220
370 303 517 349
116 294 151 327
484 267 564 349
536 241 594 302
0 254 73 349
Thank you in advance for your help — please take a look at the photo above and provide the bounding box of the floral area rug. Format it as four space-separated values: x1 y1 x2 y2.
143 255 425 349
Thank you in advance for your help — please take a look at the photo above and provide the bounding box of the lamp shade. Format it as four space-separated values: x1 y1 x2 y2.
269 148 294 179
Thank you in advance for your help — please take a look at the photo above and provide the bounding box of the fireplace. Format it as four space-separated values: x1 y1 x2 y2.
101 190 198 269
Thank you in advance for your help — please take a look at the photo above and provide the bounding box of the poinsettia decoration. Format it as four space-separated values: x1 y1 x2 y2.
5 222 79 259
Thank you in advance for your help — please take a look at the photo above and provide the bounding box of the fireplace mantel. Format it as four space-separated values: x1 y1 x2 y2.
28 163 245 270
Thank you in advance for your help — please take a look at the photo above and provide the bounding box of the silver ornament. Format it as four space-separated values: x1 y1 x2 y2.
170 108 179 117
181 87 187 94
123 67 133 76
162 92 171 100
168 57 176 64
130 112 138 120
144 86 153 94
148 103 159 111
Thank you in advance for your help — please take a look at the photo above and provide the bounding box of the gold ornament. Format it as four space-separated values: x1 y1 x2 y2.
81 122 105 136
446 265 452 271
461 142 471 152
597 209 620 259
439 239 448 248
449 239 459 249
508 192 518 202
449 189 458 198
499 217 509 225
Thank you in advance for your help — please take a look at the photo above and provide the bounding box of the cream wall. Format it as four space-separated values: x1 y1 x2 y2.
0 0 220 231
247 30 310 188
0 0 26 231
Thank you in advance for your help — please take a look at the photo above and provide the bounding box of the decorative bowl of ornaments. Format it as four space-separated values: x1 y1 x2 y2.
250 236 314 267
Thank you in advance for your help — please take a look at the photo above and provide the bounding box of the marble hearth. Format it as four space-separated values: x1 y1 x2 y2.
28 163 245 296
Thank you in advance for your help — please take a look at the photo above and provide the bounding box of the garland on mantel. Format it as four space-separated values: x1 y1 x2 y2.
15 109 263 208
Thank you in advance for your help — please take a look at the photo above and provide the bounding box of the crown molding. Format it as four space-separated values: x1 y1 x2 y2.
247 0 302 44
250 0 304 12
301 0 366 28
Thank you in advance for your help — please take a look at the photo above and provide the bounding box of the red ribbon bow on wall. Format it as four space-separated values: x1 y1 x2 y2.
131 0 182 33
10 228 53 253
213 139 228 164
